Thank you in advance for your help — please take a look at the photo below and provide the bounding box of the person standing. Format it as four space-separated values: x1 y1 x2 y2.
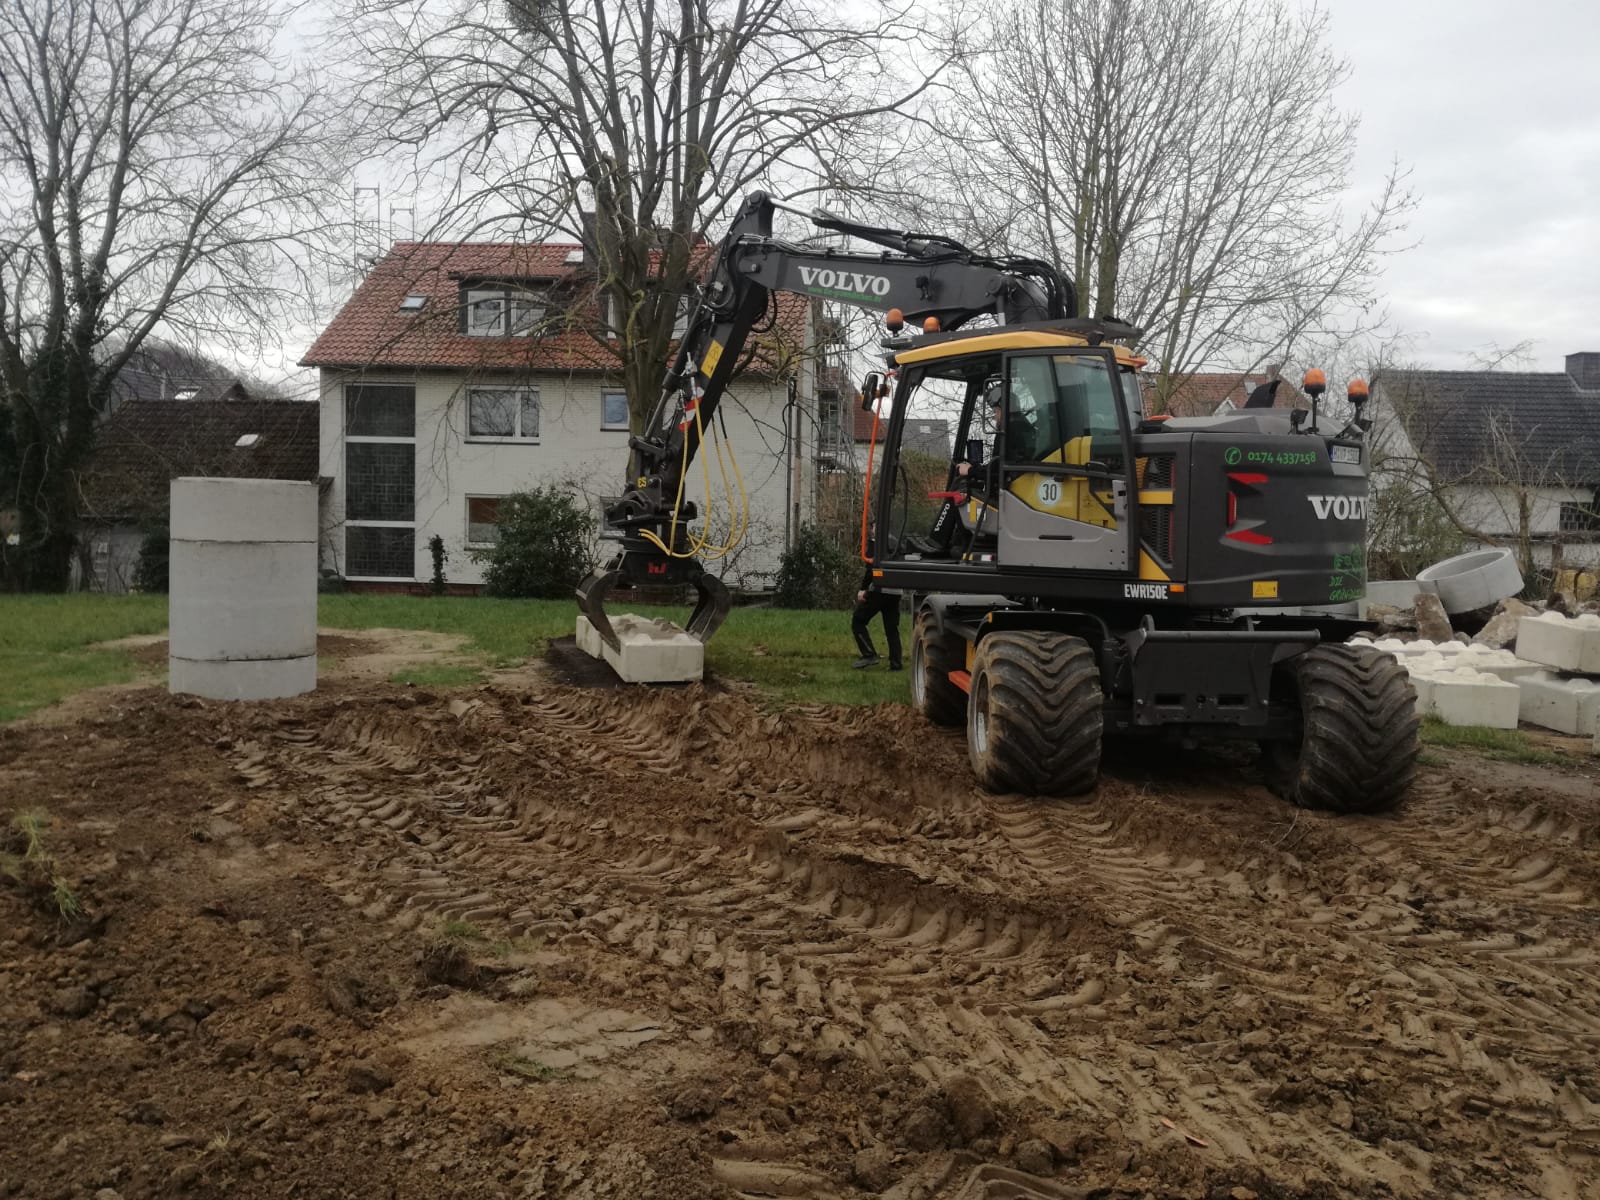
851 546 902 671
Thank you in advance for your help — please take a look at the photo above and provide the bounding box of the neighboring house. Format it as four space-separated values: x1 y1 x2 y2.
817 365 950 473
1153 370 1307 418
1372 352 1600 572
105 342 259 416
301 241 818 592
75 398 321 592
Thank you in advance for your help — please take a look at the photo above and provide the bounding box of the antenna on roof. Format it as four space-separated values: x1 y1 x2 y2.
353 184 380 278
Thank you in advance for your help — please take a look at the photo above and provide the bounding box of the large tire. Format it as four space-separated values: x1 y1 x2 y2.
967 632 1102 796
911 609 968 727
1265 644 1420 814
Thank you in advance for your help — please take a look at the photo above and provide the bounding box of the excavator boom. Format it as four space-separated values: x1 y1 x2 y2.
577 191 1075 650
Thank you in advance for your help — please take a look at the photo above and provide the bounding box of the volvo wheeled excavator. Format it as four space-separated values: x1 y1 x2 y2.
577 192 1420 813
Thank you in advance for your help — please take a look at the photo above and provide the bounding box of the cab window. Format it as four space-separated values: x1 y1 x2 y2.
1005 354 1123 464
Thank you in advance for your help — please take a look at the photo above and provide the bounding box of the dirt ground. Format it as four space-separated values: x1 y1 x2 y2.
2 648 1598 1199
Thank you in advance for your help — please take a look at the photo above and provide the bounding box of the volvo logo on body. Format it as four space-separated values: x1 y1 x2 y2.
796 266 893 297
1308 495 1368 521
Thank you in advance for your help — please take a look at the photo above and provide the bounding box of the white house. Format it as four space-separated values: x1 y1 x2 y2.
302 241 818 591
1372 353 1600 574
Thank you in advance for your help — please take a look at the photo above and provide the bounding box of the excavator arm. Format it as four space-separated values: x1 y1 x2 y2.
577 191 1076 650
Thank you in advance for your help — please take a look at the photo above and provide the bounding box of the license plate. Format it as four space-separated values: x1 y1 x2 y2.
1330 444 1361 465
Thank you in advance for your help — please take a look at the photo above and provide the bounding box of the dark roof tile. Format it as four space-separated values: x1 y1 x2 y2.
1378 369 1600 483
79 399 320 522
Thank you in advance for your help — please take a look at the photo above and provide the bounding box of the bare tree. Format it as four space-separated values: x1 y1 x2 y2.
338 0 946 430
911 0 1413 402
0 0 343 591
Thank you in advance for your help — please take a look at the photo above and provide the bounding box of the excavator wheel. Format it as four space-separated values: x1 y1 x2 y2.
911 609 968 727
1263 644 1420 814
967 632 1102 797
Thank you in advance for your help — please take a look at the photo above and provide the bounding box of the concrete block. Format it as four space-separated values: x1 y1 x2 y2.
170 654 316 701
170 477 318 544
168 541 318 660
1417 667 1521 729
1515 612 1600 674
575 614 704 684
1372 638 1464 659
1450 643 1544 683
1406 671 1436 716
1517 671 1600 736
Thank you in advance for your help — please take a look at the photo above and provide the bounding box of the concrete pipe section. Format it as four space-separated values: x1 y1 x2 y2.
1415 547 1525 614
168 477 318 701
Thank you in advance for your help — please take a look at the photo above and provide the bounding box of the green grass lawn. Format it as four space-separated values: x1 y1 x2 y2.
0 595 168 722
1418 715 1562 766
0 593 908 722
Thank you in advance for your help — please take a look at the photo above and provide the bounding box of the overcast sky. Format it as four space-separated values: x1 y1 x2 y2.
1327 0 1600 370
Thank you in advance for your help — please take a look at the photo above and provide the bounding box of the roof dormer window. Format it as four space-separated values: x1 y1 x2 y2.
464 284 550 337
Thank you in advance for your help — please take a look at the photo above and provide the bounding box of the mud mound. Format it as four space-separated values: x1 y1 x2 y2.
2 680 1597 1198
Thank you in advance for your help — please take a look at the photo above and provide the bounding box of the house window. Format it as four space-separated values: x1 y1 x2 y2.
346 384 416 437
346 526 415 578
467 388 539 440
346 443 415 521
601 389 629 431
466 496 503 545
343 383 416 580
1559 498 1600 533
464 285 549 337
818 395 842 448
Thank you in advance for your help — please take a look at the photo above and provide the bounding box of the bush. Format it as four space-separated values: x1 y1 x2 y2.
469 487 595 599
774 523 858 609
132 521 169 594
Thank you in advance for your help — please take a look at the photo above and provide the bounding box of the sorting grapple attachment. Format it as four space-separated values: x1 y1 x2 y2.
575 551 732 654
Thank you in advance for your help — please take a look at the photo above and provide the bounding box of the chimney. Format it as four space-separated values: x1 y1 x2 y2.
579 211 597 267
1566 352 1600 391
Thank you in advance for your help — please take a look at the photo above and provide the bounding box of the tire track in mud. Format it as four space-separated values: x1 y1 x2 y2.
226 687 1600 1196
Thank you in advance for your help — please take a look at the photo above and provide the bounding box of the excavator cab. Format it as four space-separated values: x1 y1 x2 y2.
878 336 1145 578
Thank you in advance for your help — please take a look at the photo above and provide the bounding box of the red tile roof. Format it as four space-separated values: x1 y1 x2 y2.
1151 372 1306 418
301 241 808 376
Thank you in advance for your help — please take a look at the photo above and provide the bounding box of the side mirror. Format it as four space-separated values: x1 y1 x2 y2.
965 438 984 466
860 373 882 412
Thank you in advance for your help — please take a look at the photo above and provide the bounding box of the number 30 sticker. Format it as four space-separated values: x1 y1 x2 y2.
1037 478 1062 506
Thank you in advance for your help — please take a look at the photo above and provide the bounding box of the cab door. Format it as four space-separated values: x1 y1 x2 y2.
996 349 1139 573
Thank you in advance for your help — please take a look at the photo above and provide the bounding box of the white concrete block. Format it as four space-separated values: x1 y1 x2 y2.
575 613 602 659
168 541 318 660
1372 637 1464 659
1450 644 1544 683
1406 672 1435 716
1517 671 1600 736
170 477 318 544
170 654 316 701
575 614 704 684
1515 612 1600 674
1418 667 1521 729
